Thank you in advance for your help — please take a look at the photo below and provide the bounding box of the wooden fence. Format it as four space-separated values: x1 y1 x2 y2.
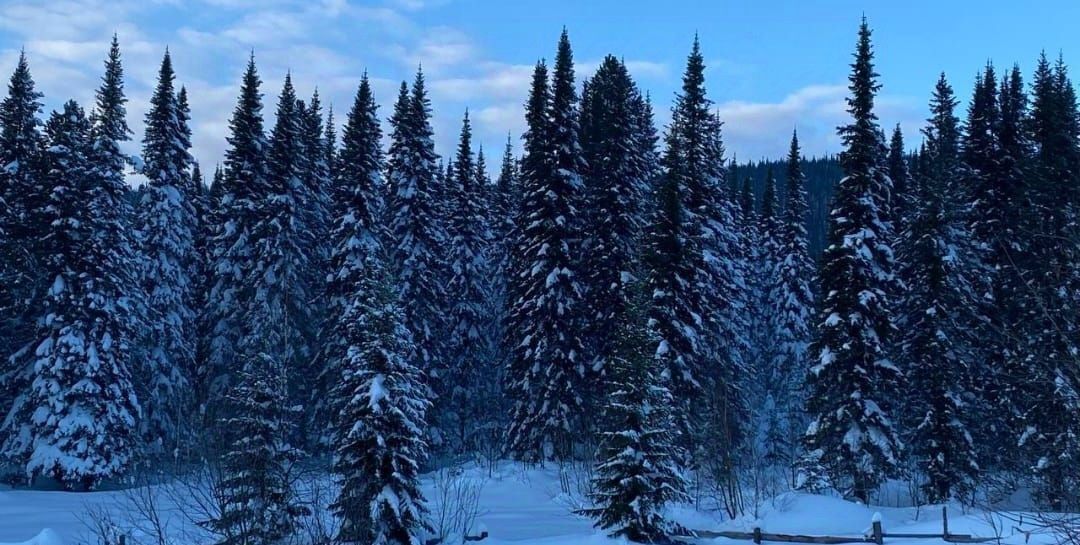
678 507 998 545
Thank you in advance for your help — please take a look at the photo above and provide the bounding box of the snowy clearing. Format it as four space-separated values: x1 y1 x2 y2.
0 463 1062 545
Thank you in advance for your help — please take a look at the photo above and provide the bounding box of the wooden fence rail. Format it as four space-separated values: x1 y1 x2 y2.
678 507 998 545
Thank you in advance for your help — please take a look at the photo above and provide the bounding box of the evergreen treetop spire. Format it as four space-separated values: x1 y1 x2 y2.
93 34 131 145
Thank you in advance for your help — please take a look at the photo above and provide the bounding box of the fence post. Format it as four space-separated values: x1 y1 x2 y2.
754 527 763 544
942 506 949 540
872 519 884 545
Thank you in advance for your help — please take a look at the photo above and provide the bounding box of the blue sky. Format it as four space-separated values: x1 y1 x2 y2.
2 0 1079 174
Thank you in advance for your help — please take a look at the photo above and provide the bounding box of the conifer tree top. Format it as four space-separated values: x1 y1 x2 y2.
93 34 131 143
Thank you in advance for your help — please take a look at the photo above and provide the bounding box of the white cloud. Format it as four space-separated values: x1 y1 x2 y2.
716 84 921 160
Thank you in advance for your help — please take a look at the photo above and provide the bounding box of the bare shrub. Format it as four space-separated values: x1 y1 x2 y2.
430 465 487 544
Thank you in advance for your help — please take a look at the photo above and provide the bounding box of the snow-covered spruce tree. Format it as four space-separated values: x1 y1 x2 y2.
0 51 46 459
886 124 911 237
12 100 140 489
763 131 815 482
489 135 519 324
739 174 755 222
898 74 979 503
212 327 308 545
1019 53 1080 510
749 165 785 468
299 89 333 258
584 286 687 543
324 104 337 200
958 65 1009 468
644 120 702 448
440 110 497 455
386 71 448 406
200 56 270 418
328 251 431 545
800 19 902 503
579 56 651 424
296 92 334 368
505 54 587 462
646 41 709 461
965 64 1032 471
312 74 384 448
135 50 197 448
243 73 319 401
664 38 747 479
214 76 316 542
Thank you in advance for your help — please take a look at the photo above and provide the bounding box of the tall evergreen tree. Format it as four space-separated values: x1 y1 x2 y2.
658 38 747 478
6 100 141 488
1019 53 1080 509
887 124 910 233
386 71 447 391
764 131 816 480
579 56 651 422
441 110 496 453
312 74 384 447
898 74 980 502
583 288 687 543
329 259 431 545
0 51 45 458
212 336 307 545
505 54 586 461
236 72 320 414
801 19 902 502
960 64 1016 469
135 50 197 448
201 56 270 416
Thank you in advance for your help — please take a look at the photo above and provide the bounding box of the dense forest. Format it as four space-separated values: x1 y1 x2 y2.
0 15 1079 545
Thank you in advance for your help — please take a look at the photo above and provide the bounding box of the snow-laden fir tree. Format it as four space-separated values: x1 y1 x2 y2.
1018 53 1080 510
201 56 271 417
958 65 1008 467
505 50 587 461
296 91 334 368
0 51 45 456
657 38 747 478
21 36 145 487
214 77 318 545
440 110 497 455
583 286 687 544
898 74 980 503
135 50 197 448
579 56 652 424
886 124 911 236
965 64 1031 470
212 326 308 545
328 249 432 545
312 74 384 448
800 18 902 503
386 71 448 393
645 41 710 458
242 73 319 401
324 104 337 198
644 121 703 452
12 100 141 489
299 89 333 260
740 174 755 222
748 166 786 469
764 131 815 482
701 119 749 479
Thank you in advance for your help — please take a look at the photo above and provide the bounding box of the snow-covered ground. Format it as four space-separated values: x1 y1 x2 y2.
0 463 1063 545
